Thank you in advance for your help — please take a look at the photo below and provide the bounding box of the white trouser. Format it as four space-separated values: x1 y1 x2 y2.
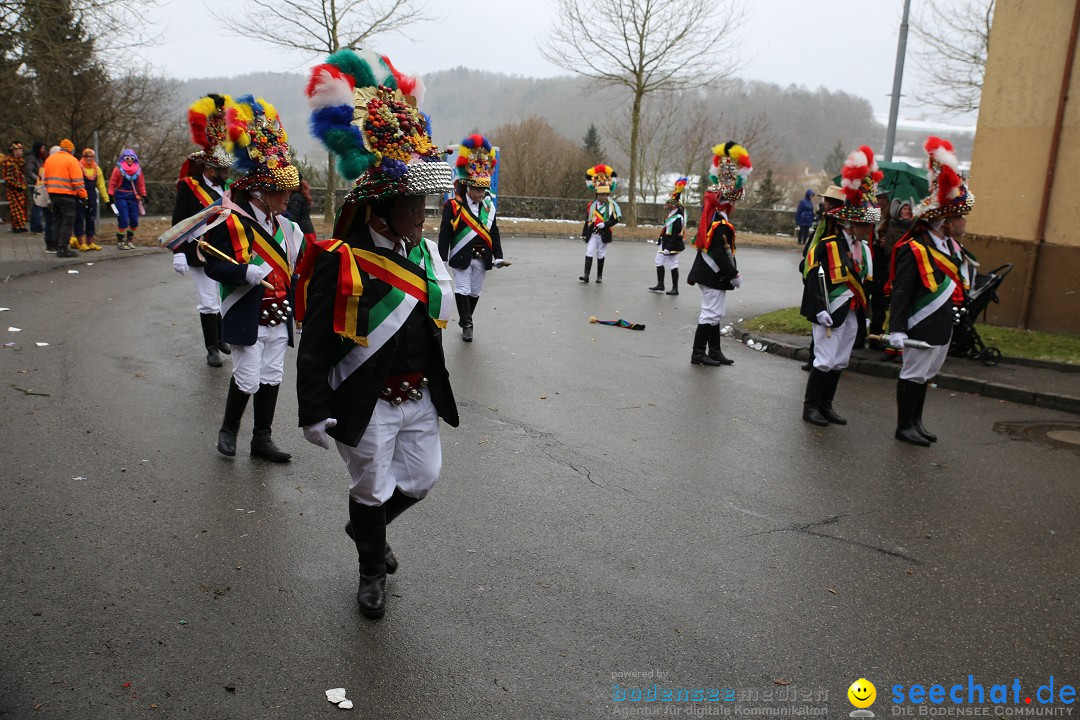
585 233 607 259
336 393 442 506
229 322 288 394
899 339 951 383
191 267 221 315
655 251 679 270
698 286 727 325
811 312 858 372
452 258 487 297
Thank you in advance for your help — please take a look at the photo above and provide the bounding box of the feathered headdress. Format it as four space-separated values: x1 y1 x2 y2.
187 94 236 170
306 48 451 203
667 176 688 205
832 145 883 224
452 134 496 188
226 95 298 192
586 164 617 194
708 142 752 200
913 136 974 220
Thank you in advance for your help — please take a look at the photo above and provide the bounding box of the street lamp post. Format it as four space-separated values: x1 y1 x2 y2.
885 0 912 162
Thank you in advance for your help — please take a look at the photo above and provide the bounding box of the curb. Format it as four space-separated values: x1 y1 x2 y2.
732 325 1080 417
1 247 163 283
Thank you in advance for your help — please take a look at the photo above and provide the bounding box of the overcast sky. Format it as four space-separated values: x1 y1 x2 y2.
140 0 962 122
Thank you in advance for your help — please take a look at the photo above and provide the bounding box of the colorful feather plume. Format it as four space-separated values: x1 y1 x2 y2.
708 142 752 200
586 164 617 192
913 136 974 219
452 134 496 187
839 145 884 204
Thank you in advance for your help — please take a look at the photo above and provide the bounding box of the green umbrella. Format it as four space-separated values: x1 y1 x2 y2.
833 160 928 207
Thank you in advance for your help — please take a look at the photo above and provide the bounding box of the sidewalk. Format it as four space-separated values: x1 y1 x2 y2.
0 228 162 281
734 326 1080 417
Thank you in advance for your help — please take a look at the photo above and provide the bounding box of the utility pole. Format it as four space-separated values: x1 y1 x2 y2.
885 0 912 162
93 130 100 226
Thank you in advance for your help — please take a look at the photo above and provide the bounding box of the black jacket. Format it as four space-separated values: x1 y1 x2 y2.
296 224 458 447
580 199 621 243
202 199 296 347
800 232 872 326
437 194 503 270
284 190 315 236
686 213 737 290
658 209 685 253
888 225 959 345
170 175 225 267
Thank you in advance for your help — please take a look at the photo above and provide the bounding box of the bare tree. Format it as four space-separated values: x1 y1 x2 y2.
490 115 586 199
911 0 995 115
540 0 745 226
211 0 431 220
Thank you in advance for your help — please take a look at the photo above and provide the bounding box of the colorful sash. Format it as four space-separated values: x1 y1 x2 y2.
823 238 870 312
448 197 495 259
217 206 294 317
182 177 219 209
590 199 620 227
663 209 683 235
905 241 961 329
294 237 454 390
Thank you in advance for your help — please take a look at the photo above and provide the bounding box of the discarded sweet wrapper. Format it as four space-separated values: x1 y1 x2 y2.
35 342 49 347
67 270 79 274
325 688 347 704
339 699 354 709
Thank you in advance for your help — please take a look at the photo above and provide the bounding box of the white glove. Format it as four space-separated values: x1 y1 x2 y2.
889 332 908 350
303 418 337 449
730 275 742 289
594 222 605 230
493 258 505 268
816 311 834 327
244 263 271 285
172 253 189 275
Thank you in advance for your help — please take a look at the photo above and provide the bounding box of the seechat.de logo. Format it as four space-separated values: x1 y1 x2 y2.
850 679 878 718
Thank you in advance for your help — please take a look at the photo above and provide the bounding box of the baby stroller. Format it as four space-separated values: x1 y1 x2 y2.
949 263 1013 366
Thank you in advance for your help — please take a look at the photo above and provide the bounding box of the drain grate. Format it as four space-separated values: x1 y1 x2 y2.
994 421 1080 454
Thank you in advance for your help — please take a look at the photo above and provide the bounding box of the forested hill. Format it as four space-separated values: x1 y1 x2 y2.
175 69 882 171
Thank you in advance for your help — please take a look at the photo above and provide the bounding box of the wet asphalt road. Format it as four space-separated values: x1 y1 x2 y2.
1 238 1077 719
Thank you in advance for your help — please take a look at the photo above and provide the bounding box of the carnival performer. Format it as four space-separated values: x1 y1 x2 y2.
647 177 687 295
800 146 880 426
73 148 108 251
686 143 750 367
2 143 28 233
108 149 146 250
888 137 975 446
299 49 459 620
438 134 504 342
799 185 847 371
172 94 236 368
579 164 621 283
203 95 302 463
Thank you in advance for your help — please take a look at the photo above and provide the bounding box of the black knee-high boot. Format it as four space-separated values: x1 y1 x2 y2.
895 379 931 446
455 293 473 342
580 256 593 282
348 499 387 619
666 268 679 295
911 380 937 442
691 324 721 366
596 258 605 283
250 383 291 462
217 377 251 457
819 370 847 424
199 313 223 367
345 488 418 575
707 324 733 364
649 266 665 292
216 313 231 355
802 369 830 426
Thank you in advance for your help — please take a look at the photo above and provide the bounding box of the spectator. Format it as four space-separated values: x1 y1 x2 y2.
3 142 28 232
795 189 815 245
74 148 108 251
23 142 46 235
284 175 317 247
108 148 146 250
42 139 86 258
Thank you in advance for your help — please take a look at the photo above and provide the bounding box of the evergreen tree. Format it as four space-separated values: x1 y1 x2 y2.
582 124 604 164
749 168 783 210
822 140 846 175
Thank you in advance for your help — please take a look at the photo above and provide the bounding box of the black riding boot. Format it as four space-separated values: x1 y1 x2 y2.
199 313 223 367
707 324 733 365
596 258 605 283
250 383 291 462
911 380 937 442
801 339 815 371
648 266 665 292
691 324 721 366
666 268 679 295
216 313 231 355
895 379 931 446
455 293 473 342
802 369 830 426
348 499 387 619
819 370 847 425
345 489 418 575
580 256 592 282
217 377 250 457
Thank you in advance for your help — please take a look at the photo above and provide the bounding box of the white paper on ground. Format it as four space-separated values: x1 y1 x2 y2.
8 327 20 332
325 688 347 704
35 342 49 347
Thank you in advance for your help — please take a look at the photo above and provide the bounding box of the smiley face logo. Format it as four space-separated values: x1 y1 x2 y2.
848 679 877 709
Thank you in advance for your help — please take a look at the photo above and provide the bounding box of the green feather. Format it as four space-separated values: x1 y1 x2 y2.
327 49 377 89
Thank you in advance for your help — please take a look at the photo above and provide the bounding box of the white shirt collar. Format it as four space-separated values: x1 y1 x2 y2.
467 196 481 214
927 228 951 253
249 202 275 235
369 224 405 255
